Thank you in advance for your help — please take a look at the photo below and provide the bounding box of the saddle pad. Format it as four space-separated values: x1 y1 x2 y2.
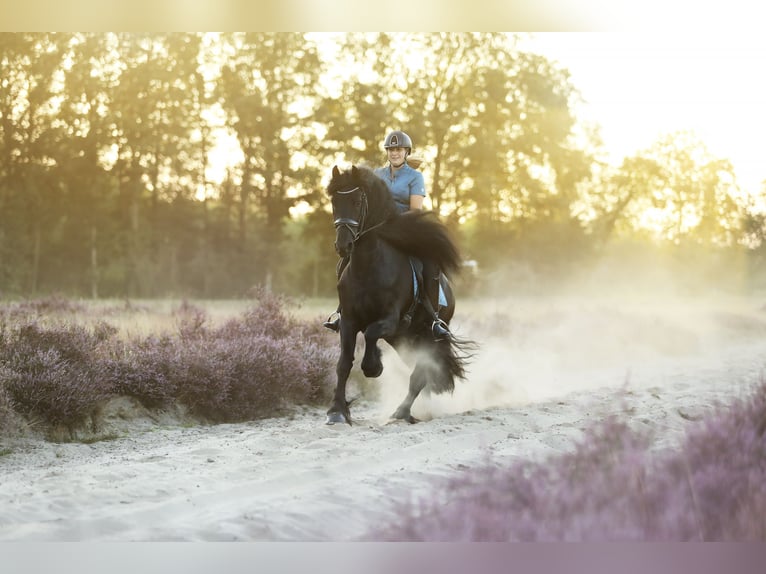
409 259 447 307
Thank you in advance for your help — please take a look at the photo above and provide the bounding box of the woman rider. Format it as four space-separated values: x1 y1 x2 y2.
324 130 451 340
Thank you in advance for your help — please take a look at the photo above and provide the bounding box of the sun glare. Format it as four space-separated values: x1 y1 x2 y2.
523 32 766 199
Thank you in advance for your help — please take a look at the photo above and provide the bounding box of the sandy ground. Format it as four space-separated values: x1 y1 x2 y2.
1 293 765 541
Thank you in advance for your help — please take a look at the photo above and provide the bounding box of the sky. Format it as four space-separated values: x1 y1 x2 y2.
523 32 766 196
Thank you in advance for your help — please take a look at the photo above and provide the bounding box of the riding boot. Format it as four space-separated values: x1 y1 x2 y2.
423 271 451 341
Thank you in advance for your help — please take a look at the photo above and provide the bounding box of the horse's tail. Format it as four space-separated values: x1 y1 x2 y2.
377 211 461 276
429 333 477 394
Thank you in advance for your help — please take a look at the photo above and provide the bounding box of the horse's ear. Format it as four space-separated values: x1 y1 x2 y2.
332 165 340 178
351 165 358 177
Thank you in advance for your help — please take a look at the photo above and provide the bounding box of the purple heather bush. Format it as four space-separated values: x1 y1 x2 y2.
101 335 179 409
0 382 24 435
169 331 334 422
367 379 766 541
13 294 88 316
0 291 338 436
161 292 336 421
0 321 115 435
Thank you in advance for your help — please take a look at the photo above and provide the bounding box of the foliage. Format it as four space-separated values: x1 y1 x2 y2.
1 33 764 299
586 132 745 245
0 382 24 436
366 380 766 541
0 293 338 437
0 320 115 434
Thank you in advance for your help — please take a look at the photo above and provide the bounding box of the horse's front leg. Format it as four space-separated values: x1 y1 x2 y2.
326 321 358 426
361 315 399 378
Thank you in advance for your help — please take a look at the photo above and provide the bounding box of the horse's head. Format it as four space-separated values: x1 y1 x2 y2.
328 165 368 257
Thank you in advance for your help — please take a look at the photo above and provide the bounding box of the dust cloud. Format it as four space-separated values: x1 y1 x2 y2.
368 253 766 422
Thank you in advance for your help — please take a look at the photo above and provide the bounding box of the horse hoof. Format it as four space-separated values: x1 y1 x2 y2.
388 412 419 424
325 412 348 425
363 365 384 378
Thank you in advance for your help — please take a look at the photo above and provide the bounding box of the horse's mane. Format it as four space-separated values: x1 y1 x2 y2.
328 164 462 276
378 211 462 277
326 165 399 225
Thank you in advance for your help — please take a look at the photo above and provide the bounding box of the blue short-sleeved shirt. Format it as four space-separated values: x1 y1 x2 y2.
374 164 426 213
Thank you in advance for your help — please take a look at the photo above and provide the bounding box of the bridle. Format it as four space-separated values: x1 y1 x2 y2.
333 186 369 243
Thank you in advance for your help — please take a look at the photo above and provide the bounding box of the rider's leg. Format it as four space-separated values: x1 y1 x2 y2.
421 259 451 340
324 255 350 332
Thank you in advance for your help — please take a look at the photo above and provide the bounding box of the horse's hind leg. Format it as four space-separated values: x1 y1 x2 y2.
391 362 429 424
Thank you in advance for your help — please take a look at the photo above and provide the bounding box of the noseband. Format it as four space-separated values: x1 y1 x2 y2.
333 186 368 242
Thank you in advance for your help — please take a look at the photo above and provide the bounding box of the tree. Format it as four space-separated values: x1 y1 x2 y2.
597 132 743 246
0 33 72 293
313 33 393 167
106 33 207 296
216 32 325 289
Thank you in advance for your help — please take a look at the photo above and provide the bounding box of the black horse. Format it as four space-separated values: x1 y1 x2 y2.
325 164 474 425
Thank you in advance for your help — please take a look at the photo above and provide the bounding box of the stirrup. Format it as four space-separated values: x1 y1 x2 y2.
323 311 340 332
431 318 451 340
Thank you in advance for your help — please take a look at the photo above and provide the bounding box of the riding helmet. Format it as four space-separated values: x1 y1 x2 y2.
383 131 412 155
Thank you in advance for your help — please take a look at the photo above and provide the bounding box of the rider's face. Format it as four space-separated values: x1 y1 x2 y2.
387 147 406 167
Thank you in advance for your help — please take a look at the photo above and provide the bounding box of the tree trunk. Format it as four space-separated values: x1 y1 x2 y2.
90 226 98 299
31 222 41 294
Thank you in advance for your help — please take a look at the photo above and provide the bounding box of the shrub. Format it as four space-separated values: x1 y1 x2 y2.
170 306 336 422
159 289 337 421
0 293 339 436
99 336 179 410
173 300 209 342
0 380 25 436
367 379 766 541
0 320 117 436
13 294 88 316
676 380 766 540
